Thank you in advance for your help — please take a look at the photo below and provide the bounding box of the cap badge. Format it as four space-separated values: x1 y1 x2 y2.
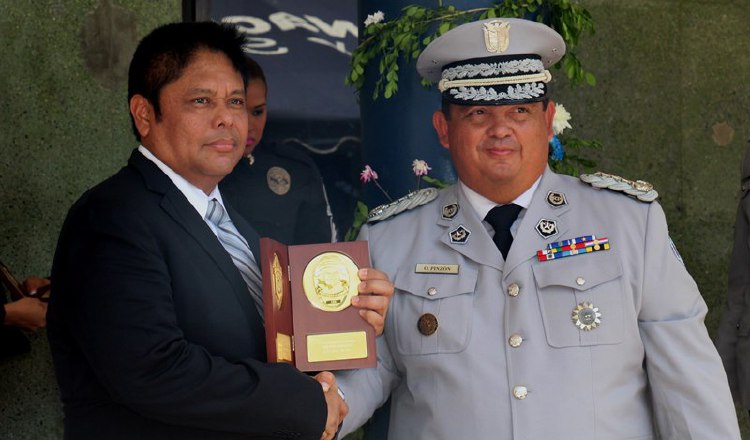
483 20 511 53
267 166 291 195
572 301 602 331
535 218 558 239
449 225 471 244
546 191 567 208
418 313 439 336
442 203 459 219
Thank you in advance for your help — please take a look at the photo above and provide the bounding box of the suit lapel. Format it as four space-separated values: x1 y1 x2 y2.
129 150 259 317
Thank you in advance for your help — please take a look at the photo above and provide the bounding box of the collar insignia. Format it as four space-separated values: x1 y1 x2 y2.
546 191 567 207
442 203 459 220
535 218 558 239
449 225 471 244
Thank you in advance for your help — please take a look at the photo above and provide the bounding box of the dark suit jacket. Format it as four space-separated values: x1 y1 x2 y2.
48 150 326 439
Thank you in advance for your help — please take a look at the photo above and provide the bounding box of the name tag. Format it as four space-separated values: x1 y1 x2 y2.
415 264 459 274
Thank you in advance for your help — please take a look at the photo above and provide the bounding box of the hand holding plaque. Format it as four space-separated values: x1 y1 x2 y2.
259 239 375 371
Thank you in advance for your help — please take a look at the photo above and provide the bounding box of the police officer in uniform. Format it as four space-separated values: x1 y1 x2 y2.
221 56 336 245
336 17 740 439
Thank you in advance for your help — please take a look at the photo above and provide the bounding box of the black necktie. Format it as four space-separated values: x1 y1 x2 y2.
485 204 522 259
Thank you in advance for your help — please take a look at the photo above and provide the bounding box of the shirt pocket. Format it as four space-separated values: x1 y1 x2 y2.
391 264 478 355
531 251 624 347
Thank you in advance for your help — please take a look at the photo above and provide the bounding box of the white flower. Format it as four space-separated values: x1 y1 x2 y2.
412 159 432 176
552 103 572 135
364 11 385 27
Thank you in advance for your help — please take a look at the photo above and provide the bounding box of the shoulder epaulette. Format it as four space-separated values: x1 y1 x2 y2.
367 188 440 223
579 171 658 203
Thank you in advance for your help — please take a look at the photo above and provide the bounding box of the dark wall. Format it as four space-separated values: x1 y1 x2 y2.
0 1 180 438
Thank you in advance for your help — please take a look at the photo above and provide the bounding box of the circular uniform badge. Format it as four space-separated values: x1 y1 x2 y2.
417 313 439 336
571 301 602 331
271 252 284 310
303 252 359 312
266 166 291 195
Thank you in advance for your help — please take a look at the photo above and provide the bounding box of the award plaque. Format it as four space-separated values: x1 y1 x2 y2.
259 238 375 371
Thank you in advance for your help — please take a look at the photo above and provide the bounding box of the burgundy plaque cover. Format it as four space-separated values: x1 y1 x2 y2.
259 238 375 371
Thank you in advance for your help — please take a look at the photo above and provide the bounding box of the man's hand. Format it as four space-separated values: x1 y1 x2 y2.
351 268 393 336
22 276 50 296
315 371 348 440
4 297 47 331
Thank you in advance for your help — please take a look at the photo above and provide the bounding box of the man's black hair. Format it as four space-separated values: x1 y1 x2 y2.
127 21 249 140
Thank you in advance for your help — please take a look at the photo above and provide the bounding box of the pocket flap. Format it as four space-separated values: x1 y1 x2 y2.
532 250 622 291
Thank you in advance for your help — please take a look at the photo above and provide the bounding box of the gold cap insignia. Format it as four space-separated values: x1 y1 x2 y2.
483 20 511 53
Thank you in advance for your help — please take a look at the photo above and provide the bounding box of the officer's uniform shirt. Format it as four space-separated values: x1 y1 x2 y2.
337 167 740 440
461 177 538 238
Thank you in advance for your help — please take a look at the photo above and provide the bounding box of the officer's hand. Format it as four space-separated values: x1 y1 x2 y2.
352 268 393 336
315 371 348 440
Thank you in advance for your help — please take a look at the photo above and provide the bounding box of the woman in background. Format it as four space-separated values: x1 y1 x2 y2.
221 56 337 244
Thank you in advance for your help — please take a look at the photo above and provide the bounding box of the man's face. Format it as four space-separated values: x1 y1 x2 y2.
132 49 248 193
433 101 555 203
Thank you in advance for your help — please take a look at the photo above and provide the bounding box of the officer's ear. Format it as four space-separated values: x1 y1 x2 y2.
432 110 450 150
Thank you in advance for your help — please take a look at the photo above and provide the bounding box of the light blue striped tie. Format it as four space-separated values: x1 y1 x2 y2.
206 199 264 321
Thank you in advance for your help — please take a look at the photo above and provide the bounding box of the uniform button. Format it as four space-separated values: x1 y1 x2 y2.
576 277 586 286
427 287 438 296
513 386 528 400
507 283 520 297
508 334 523 348
417 313 439 336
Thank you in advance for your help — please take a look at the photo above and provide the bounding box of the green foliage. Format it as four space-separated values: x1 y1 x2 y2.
345 201 370 241
348 0 596 100
549 135 603 175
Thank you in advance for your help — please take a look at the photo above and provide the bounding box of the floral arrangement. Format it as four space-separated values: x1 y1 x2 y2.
548 102 602 176
345 160 444 240
348 0 596 100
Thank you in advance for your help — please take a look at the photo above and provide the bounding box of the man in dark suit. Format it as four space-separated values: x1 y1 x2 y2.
47 21 391 440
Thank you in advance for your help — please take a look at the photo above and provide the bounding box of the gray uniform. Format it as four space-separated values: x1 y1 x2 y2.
339 167 739 439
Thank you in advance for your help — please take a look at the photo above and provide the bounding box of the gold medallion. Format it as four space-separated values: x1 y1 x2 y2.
271 252 284 310
303 252 359 312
